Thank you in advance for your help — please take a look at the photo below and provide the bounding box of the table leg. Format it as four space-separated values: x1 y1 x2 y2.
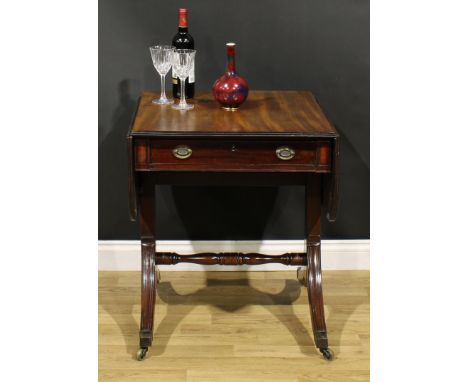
137 175 156 361
305 174 334 360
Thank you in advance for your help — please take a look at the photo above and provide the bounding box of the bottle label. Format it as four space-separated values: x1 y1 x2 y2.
189 62 195 83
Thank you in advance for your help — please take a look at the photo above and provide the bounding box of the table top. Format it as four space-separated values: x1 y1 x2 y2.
129 90 338 138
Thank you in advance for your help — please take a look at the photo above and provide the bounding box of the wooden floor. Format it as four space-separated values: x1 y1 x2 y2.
99 270 369 382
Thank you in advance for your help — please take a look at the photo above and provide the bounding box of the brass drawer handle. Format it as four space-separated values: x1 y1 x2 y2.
276 146 295 160
173 145 192 159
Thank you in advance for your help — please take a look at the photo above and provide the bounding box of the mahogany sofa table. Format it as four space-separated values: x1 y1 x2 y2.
127 90 340 361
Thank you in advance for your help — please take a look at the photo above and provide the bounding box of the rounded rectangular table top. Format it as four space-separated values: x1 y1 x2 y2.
129 90 338 138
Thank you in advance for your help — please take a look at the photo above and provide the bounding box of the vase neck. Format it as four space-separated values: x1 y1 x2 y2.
226 43 236 73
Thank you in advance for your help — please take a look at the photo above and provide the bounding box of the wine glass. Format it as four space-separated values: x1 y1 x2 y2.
171 49 196 110
149 45 175 105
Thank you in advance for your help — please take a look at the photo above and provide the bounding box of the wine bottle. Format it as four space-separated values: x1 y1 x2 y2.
172 8 195 99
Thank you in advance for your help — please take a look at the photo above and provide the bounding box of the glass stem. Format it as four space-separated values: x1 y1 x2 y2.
160 74 167 101
180 77 187 106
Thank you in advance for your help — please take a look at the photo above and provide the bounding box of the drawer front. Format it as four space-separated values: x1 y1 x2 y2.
134 139 331 172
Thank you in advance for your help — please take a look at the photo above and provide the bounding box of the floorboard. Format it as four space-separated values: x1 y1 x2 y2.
99 270 369 382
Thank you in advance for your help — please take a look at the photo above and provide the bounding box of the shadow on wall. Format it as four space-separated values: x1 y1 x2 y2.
99 79 141 239
170 186 280 240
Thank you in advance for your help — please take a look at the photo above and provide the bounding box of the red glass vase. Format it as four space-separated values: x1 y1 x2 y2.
212 43 249 110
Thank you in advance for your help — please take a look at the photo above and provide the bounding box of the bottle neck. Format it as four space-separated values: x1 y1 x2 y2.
226 44 236 73
178 9 188 30
178 26 188 33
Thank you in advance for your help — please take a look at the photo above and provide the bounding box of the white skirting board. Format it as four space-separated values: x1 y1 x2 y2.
98 240 369 271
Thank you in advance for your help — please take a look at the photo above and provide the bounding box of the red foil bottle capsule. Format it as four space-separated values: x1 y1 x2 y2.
212 43 249 110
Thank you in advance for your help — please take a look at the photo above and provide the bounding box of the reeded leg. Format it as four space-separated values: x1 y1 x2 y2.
306 241 333 359
137 176 156 360
305 174 333 360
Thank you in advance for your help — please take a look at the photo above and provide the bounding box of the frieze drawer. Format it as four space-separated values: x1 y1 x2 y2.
134 139 331 172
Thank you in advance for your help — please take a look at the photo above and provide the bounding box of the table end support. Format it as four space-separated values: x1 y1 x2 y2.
306 174 333 360
137 176 156 361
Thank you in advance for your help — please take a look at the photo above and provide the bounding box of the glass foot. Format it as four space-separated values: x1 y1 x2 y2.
172 102 194 110
152 98 174 105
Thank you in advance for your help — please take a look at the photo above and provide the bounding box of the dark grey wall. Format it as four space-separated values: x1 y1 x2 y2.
98 0 369 240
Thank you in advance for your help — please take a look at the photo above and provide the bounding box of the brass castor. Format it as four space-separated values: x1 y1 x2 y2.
156 269 161 284
297 267 307 286
320 348 334 361
136 347 148 361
